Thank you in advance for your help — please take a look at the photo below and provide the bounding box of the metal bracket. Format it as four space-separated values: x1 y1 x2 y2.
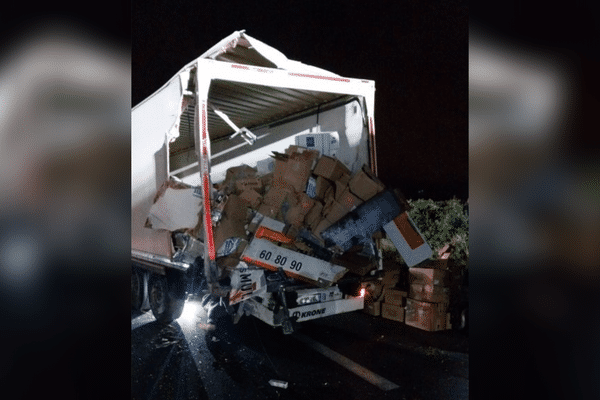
230 127 257 145
208 101 257 145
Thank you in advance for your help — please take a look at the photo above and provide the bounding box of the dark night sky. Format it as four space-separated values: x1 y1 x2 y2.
132 0 468 201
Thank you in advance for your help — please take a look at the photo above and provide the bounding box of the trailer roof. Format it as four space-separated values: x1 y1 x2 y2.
133 30 368 145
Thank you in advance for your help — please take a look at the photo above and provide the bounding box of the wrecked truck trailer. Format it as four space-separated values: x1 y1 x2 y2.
131 30 432 333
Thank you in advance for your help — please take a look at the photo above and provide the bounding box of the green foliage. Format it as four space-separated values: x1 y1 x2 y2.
406 198 469 268
381 198 469 269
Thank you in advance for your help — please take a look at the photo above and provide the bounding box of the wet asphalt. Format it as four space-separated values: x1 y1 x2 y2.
131 306 468 400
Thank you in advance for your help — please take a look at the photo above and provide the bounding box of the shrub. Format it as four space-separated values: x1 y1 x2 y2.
382 198 469 269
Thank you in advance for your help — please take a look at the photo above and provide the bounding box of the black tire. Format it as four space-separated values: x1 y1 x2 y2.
148 272 186 324
131 268 143 311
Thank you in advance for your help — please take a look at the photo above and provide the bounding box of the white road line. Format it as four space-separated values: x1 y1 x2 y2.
293 333 400 391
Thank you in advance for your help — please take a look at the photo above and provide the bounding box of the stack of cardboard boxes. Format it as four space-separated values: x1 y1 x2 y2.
364 265 452 331
381 288 408 322
362 268 401 316
404 266 452 331
208 144 400 293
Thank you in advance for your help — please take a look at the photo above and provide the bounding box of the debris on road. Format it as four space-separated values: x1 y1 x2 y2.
268 379 289 389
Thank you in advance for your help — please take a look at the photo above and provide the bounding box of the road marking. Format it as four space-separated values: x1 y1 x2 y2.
293 333 400 391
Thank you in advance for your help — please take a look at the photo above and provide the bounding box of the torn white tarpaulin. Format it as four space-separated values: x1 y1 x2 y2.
228 262 267 305
145 185 203 231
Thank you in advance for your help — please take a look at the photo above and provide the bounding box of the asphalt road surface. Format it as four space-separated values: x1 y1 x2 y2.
131 303 468 400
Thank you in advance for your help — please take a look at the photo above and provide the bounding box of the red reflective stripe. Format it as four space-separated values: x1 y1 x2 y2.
201 103 207 141
200 102 216 260
288 72 350 82
203 175 216 260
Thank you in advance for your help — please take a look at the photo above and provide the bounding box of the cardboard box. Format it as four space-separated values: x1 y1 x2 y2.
382 303 405 322
225 164 257 183
408 267 448 286
262 184 294 208
348 166 385 201
239 189 262 210
381 269 401 289
408 282 450 304
223 194 249 221
313 218 333 240
323 199 351 224
384 212 433 267
404 298 447 331
235 177 262 194
214 215 248 254
255 204 280 224
314 176 333 200
337 186 363 211
313 156 350 181
384 288 407 306
334 174 351 200
295 132 340 157
305 201 324 230
285 192 315 227
362 300 381 316
285 150 319 193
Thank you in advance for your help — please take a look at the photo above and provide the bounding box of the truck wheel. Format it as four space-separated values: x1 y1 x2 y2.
131 268 143 311
149 273 185 324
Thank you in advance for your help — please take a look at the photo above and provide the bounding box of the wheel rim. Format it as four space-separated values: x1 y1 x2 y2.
150 276 166 316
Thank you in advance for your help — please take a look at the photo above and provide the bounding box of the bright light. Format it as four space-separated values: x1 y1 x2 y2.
360 288 366 298
178 300 201 325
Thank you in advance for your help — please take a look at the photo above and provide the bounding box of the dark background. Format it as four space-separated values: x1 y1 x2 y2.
132 0 469 202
